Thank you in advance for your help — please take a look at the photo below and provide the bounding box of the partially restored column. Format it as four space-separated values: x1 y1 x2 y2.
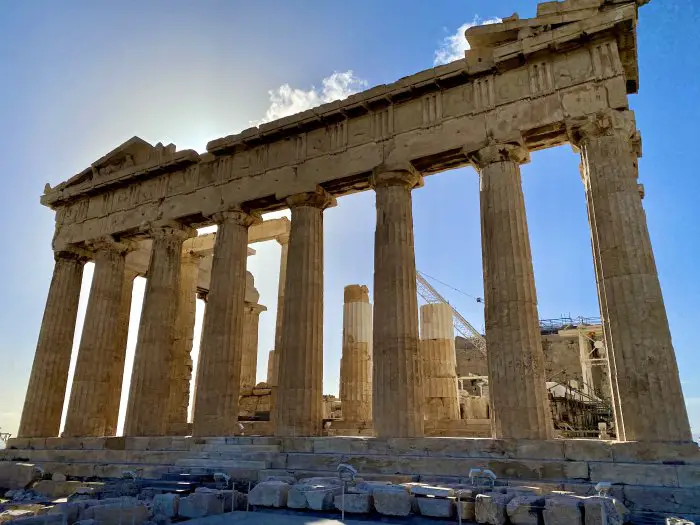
339 285 373 424
104 269 138 437
269 234 288 426
18 251 86 438
65 238 131 437
124 221 195 436
166 251 202 435
573 111 691 442
371 166 425 438
274 189 335 437
470 144 552 440
193 210 258 437
240 303 267 393
420 303 460 421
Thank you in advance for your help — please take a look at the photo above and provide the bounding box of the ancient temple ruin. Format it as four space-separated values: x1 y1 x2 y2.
3 0 698 522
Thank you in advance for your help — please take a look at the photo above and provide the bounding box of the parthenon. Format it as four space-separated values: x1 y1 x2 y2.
3 0 698 522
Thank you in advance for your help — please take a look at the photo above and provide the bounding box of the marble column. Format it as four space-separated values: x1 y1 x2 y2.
274 233 290 355
193 210 258 437
104 269 138 437
470 144 552 440
573 111 691 442
166 251 202 435
240 303 267 393
274 189 335 437
18 251 86 438
339 285 373 424
65 238 131 437
580 160 626 440
266 350 277 386
420 303 460 421
124 221 195 437
371 166 425 438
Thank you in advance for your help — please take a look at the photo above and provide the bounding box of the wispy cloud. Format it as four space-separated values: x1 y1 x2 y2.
434 17 503 66
257 71 368 124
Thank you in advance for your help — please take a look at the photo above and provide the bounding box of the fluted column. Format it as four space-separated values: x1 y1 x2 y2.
572 111 691 442
274 233 290 354
470 144 552 440
18 251 86 438
65 238 132 437
340 285 373 424
274 189 335 437
166 251 202 435
240 303 267 393
420 303 460 421
371 166 424 438
193 210 259 437
580 160 626 440
266 350 277 385
104 269 138 436
124 221 195 437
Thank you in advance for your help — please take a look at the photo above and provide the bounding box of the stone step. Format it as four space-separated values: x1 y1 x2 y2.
188 444 280 453
174 459 269 470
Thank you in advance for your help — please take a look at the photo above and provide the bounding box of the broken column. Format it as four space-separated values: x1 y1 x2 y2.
166 250 202 435
275 188 335 437
18 251 86 438
573 110 692 442
64 237 131 437
371 165 425 438
193 210 259 437
339 285 373 425
470 144 552 440
420 303 460 421
240 301 267 393
124 221 195 437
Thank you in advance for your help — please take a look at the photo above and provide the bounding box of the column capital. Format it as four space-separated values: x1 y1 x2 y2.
370 163 422 189
567 110 637 148
54 249 89 264
211 208 262 227
276 233 290 246
285 187 337 210
344 284 370 304
245 301 268 315
197 290 209 302
468 143 529 169
142 220 197 241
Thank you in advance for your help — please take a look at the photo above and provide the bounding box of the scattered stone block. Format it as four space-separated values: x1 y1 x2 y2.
261 475 296 485
51 473 67 482
34 481 104 499
4 514 64 525
178 492 225 518
373 486 411 517
287 485 309 509
334 492 372 514
583 496 628 525
153 493 180 518
409 484 455 498
248 480 289 508
476 493 513 525
48 502 81 523
92 502 150 525
457 498 477 521
543 495 584 525
666 519 695 525
75 520 98 525
507 495 545 525
0 463 39 490
417 496 455 517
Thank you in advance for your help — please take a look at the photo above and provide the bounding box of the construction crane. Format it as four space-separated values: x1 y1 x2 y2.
416 271 487 356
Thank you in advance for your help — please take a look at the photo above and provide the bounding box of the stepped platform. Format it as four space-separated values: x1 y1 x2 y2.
1 436 699 519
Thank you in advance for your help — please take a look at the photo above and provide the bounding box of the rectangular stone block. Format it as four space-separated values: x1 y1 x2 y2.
312 437 370 454
589 462 679 487
623 486 700 515
563 440 614 462
611 442 700 464
677 465 700 488
0 462 38 490
92 503 150 525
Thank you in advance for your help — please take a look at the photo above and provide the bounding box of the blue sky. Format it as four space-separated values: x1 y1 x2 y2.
0 0 698 438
